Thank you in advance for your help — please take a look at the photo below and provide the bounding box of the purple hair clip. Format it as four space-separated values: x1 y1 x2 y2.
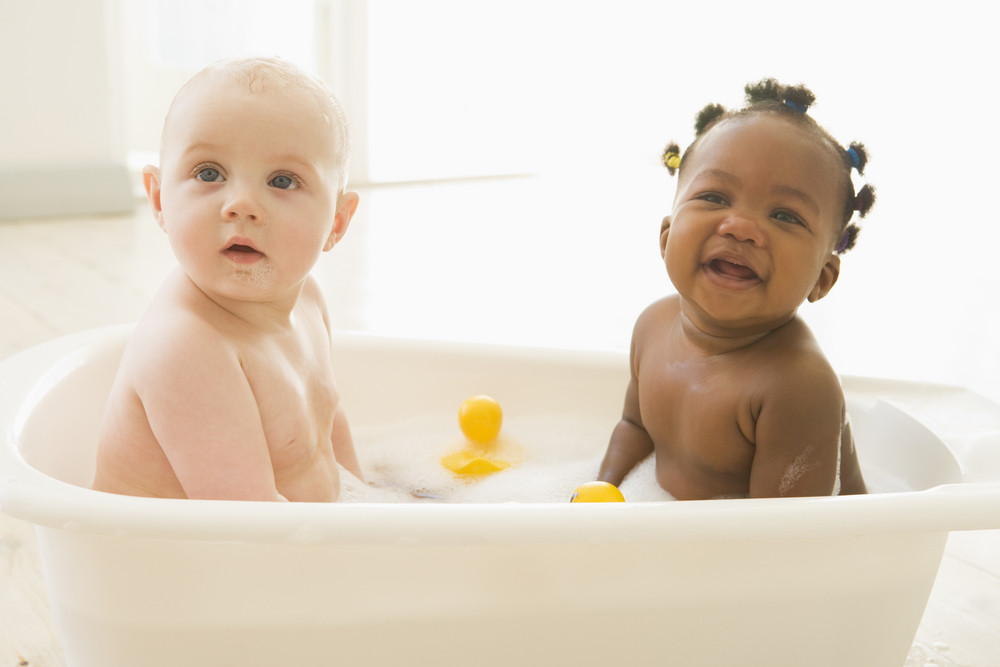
835 233 851 254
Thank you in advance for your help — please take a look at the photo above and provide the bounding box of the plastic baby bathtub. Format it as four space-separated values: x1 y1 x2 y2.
2 325 1000 667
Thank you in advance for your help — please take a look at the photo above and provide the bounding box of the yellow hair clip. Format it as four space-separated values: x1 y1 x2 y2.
663 151 681 170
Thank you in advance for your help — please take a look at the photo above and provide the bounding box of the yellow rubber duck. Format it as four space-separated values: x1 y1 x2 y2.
441 396 519 476
570 481 625 502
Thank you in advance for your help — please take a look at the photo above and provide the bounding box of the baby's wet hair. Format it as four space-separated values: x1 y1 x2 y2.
662 78 875 254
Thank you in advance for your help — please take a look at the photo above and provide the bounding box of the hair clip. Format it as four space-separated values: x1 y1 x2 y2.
784 99 808 114
845 142 869 174
846 147 861 170
835 229 853 254
662 151 681 171
835 223 861 254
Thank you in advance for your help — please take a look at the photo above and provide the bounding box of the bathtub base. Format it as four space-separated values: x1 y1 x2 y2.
38 527 946 667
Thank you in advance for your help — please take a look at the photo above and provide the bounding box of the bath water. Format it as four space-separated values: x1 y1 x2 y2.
341 413 674 504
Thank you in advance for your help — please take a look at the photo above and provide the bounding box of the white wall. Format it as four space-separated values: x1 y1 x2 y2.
3 0 997 400
0 0 133 219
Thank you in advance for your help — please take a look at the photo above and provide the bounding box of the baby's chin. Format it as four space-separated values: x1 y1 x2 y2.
229 260 277 291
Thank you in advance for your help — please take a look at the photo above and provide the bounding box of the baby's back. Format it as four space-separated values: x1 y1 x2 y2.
93 271 345 501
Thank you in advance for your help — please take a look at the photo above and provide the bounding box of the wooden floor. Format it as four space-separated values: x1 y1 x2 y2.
2 174 999 665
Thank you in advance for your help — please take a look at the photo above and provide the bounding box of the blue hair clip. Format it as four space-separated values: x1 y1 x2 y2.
846 147 861 169
784 99 808 113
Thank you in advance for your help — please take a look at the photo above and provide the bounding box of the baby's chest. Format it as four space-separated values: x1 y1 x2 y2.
243 343 339 446
637 361 756 463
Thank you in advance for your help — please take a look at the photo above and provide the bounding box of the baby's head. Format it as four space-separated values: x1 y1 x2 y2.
146 57 358 302
663 79 875 255
159 57 352 192
658 80 877 332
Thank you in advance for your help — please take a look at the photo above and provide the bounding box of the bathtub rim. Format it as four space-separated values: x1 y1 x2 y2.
2 324 1000 545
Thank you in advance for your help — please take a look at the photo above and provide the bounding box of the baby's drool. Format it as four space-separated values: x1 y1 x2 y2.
231 259 276 290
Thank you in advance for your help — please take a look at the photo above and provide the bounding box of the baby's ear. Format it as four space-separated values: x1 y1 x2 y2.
808 254 841 303
659 216 671 258
324 190 360 252
142 165 165 230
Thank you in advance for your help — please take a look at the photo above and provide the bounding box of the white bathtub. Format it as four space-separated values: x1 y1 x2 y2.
2 325 999 667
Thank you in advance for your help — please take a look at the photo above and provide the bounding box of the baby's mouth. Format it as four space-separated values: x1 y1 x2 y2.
223 242 265 263
709 258 758 281
705 256 762 288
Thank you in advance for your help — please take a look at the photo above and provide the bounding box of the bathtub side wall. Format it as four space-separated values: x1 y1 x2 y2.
37 526 947 667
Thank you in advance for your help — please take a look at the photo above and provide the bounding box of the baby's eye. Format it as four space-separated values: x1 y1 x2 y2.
195 166 224 183
696 192 729 206
269 173 301 190
772 210 806 227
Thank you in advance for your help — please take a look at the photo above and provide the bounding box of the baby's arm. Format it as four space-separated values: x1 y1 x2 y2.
599 375 655 486
138 322 287 501
598 303 668 486
310 277 364 482
331 404 363 481
748 363 844 498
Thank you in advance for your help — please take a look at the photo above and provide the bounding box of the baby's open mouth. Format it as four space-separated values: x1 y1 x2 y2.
706 257 760 287
223 242 265 263
708 258 759 281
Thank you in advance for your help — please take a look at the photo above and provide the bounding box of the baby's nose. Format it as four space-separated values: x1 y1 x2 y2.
717 212 765 246
222 186 264 223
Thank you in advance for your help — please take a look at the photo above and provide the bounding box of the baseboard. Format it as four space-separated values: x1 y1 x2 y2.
0 163 136 220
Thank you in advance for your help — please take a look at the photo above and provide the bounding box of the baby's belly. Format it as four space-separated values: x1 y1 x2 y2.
654 450 751 500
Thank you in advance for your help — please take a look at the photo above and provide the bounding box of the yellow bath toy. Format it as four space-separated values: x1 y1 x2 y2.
440 449 511 475
457 395 503 443
570 481 625 503
443 395 517 477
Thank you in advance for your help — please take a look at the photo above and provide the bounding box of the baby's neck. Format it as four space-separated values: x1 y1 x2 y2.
184 272 302 333
675 305 793 357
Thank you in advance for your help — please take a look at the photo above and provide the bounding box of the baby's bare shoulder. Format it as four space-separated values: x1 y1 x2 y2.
633 295 680 339
296 274 332 326
300 273 325 301
754 322 843 409
766 319 836 373
125 297 238 388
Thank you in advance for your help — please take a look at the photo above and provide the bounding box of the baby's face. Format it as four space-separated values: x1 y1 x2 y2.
663 114 844 336
153 76 349 304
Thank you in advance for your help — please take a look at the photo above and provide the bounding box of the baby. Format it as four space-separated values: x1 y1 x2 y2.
93 57 362 501
598 79 872 499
